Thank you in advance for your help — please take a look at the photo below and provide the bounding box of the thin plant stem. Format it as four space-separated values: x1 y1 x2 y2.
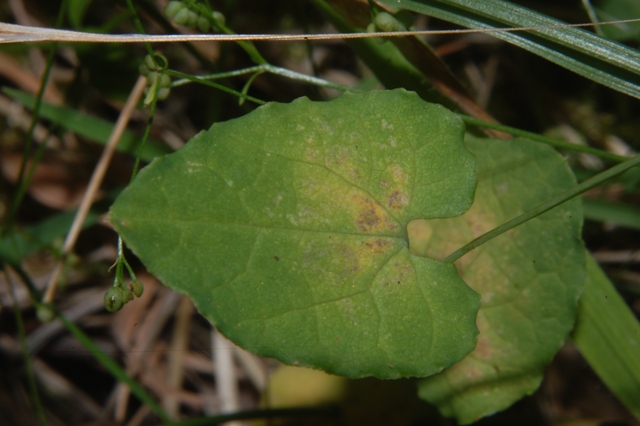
4 268 49 426
125 0 155 58
57 297 171 421
460 115 630 163
186 0 267 65
42 76 147 304
580 0 604 36
3 0 68 236
444 153 640 263
165 69 266 105
170 64 358 93
132 73 160 180
8 263 171 423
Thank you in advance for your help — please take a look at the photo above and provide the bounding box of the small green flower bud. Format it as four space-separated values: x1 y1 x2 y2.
145 71 159 85
212 11 225 25
164 1 184 18
121 288 133 303
375 12 405 32
144 54 157 71
159 74 171 88
36 304 55 323
186 10 199 28
130 279 144 298
104 287 125 313
157 87 171 101
174 7 191 25
197 16 211 33
366 22 376 33
139 64 151 76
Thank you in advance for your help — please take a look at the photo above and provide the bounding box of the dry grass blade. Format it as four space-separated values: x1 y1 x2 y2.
2 19 640 44
42 76 146 305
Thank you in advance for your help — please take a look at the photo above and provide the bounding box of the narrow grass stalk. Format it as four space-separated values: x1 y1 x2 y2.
3 269 49 426
187 0 267 65
132 74 159 180
171 64 358 93
8 263 171 423
125 0 155 58
43 76 147 304
444 153 640 263
3 0 68 236
165 70 266 105
460 115 629 163
56 307 171 421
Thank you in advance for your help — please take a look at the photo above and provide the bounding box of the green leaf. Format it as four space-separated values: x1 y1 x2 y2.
3 87 171 162
595 0 640 42
0 190 119 264
583 198 640 230
413 137 585 423
110 89 480 379
380 0 640 100
68 0 93 29
573 255 640 418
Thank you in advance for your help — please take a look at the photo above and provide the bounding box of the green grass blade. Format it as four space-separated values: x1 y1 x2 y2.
4 270 49 426
312 0 457 109
0 191 118 264
459 115 629 163
2 87 171 161
445 152 640 263
573 255 640 418
381 0 640 99
8 264 171 423
55 307 171 422
583 199 640 230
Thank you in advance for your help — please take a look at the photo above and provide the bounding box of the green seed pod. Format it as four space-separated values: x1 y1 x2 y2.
157 87 171 101
144 54 156 71
104 287 125 313
197 16 211 33
36 304 55 323
212 11 225 26
121 288 134 303
139 63 150 76
174 6 191 25
159 74 171 88
164 1 184 18
186 10 199 28
130 279 144 298
375 11 405 32
145 71 159 85
366 22 376 33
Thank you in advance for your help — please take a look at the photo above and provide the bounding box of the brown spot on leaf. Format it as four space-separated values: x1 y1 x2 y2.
387 190 408 211
352 193 397 232
389 164 408 184
365 238 393 254
340 245 361 273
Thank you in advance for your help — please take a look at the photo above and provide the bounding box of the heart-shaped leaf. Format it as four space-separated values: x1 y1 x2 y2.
412 137 585 423
110 89 480 378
